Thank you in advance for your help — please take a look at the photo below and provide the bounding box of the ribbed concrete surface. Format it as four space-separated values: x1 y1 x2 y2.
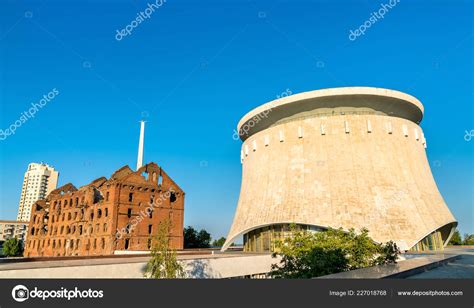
223 87 456 251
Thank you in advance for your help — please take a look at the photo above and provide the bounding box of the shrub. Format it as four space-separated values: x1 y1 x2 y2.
270 226 399 278
449 230 462 245
144 219 184 278
183 226 211 248
463 234 474 245
211 237 226 247
2 238 24 257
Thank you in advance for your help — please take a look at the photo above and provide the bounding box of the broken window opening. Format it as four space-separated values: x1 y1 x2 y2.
170 192 177 203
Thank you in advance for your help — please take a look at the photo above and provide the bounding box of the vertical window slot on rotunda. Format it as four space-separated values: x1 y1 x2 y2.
298 126 303 138
403 124 408 137
387 122 393 134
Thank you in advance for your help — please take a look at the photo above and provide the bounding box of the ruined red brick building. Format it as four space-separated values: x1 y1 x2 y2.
24 162 184 257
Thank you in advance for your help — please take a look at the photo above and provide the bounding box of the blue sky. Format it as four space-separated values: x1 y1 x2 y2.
0 0 472 241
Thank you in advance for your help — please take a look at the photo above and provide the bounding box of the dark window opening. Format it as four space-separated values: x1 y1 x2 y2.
125 239 130 250
148 225 152 234
128 192 133 202
127 208 132 218
170 192 177 203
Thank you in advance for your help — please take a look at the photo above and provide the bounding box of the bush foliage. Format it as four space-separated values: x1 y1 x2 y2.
270 226 399 278
449 230 462 245
144 219 184 279
183 226 211 248
2 238 23 257
463 234 474 246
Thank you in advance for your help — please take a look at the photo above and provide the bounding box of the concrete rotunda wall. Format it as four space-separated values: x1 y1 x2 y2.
223 88 457 251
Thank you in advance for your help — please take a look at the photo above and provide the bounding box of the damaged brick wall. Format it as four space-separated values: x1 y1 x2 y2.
24 162 184 257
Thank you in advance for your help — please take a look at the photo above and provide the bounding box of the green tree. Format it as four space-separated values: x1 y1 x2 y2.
463 234 474 245
197 229 211 248
144 219 184 278
2 238 24 257
270 226 399 278
211 237 226 247
449 230 462 245
183 226 211 248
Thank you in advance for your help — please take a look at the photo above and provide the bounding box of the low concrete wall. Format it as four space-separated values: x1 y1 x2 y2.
0 254 277 279
182 254 275 278
319 254 460 279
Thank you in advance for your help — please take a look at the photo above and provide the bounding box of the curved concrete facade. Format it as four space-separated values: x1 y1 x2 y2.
223 87 456 251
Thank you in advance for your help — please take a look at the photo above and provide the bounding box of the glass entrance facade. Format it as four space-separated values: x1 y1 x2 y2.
243 224 324 253
409 230 445 252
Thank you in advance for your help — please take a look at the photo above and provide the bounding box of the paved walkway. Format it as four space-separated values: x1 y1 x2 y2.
320 254 459 279
321 247 474 279
407 248 474 279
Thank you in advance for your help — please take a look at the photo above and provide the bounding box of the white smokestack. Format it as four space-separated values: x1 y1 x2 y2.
136 120 145 170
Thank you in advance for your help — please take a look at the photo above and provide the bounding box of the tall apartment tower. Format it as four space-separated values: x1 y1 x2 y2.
17 163 59 222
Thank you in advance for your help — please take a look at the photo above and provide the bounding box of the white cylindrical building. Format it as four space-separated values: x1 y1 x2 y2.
223 87 457 252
